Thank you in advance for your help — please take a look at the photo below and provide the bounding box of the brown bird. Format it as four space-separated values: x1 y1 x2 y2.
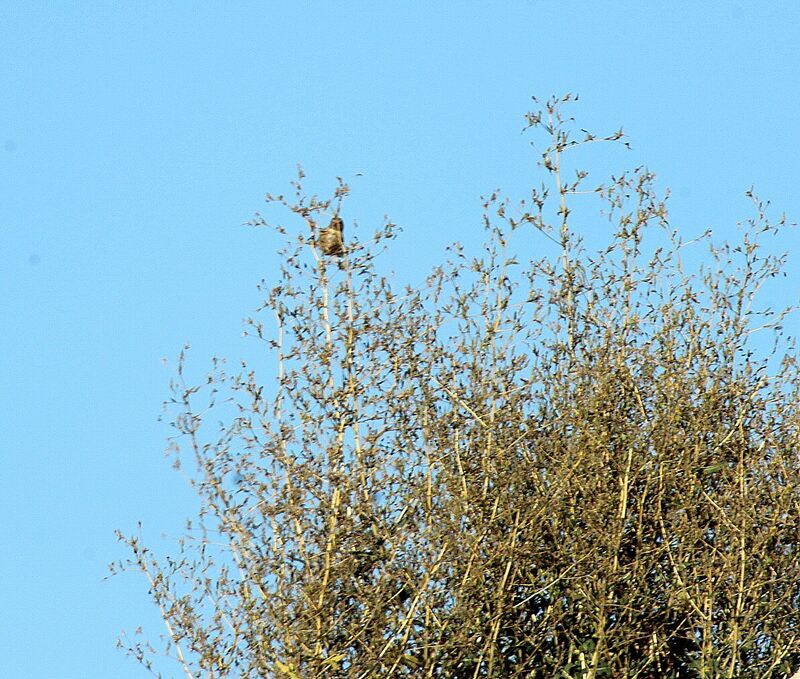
318 215 345 257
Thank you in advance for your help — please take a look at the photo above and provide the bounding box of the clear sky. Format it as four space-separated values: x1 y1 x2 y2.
2 2 799 677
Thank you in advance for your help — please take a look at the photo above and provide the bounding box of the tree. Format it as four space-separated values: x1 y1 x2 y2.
113 95 800 678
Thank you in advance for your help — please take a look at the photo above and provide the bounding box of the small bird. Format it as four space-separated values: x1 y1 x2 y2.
318 215 345 257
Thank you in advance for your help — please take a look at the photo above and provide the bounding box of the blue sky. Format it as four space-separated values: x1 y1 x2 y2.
2 3 799 677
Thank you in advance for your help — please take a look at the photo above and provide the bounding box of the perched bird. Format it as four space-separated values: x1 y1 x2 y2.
318 215 345 257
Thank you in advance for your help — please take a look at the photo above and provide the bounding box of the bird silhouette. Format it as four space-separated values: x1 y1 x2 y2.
318 215 345 257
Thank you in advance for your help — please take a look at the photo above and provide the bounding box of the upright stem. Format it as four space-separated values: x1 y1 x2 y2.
550 111 576 354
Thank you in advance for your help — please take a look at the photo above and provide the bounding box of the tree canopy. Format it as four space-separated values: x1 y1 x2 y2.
114 95 800 678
